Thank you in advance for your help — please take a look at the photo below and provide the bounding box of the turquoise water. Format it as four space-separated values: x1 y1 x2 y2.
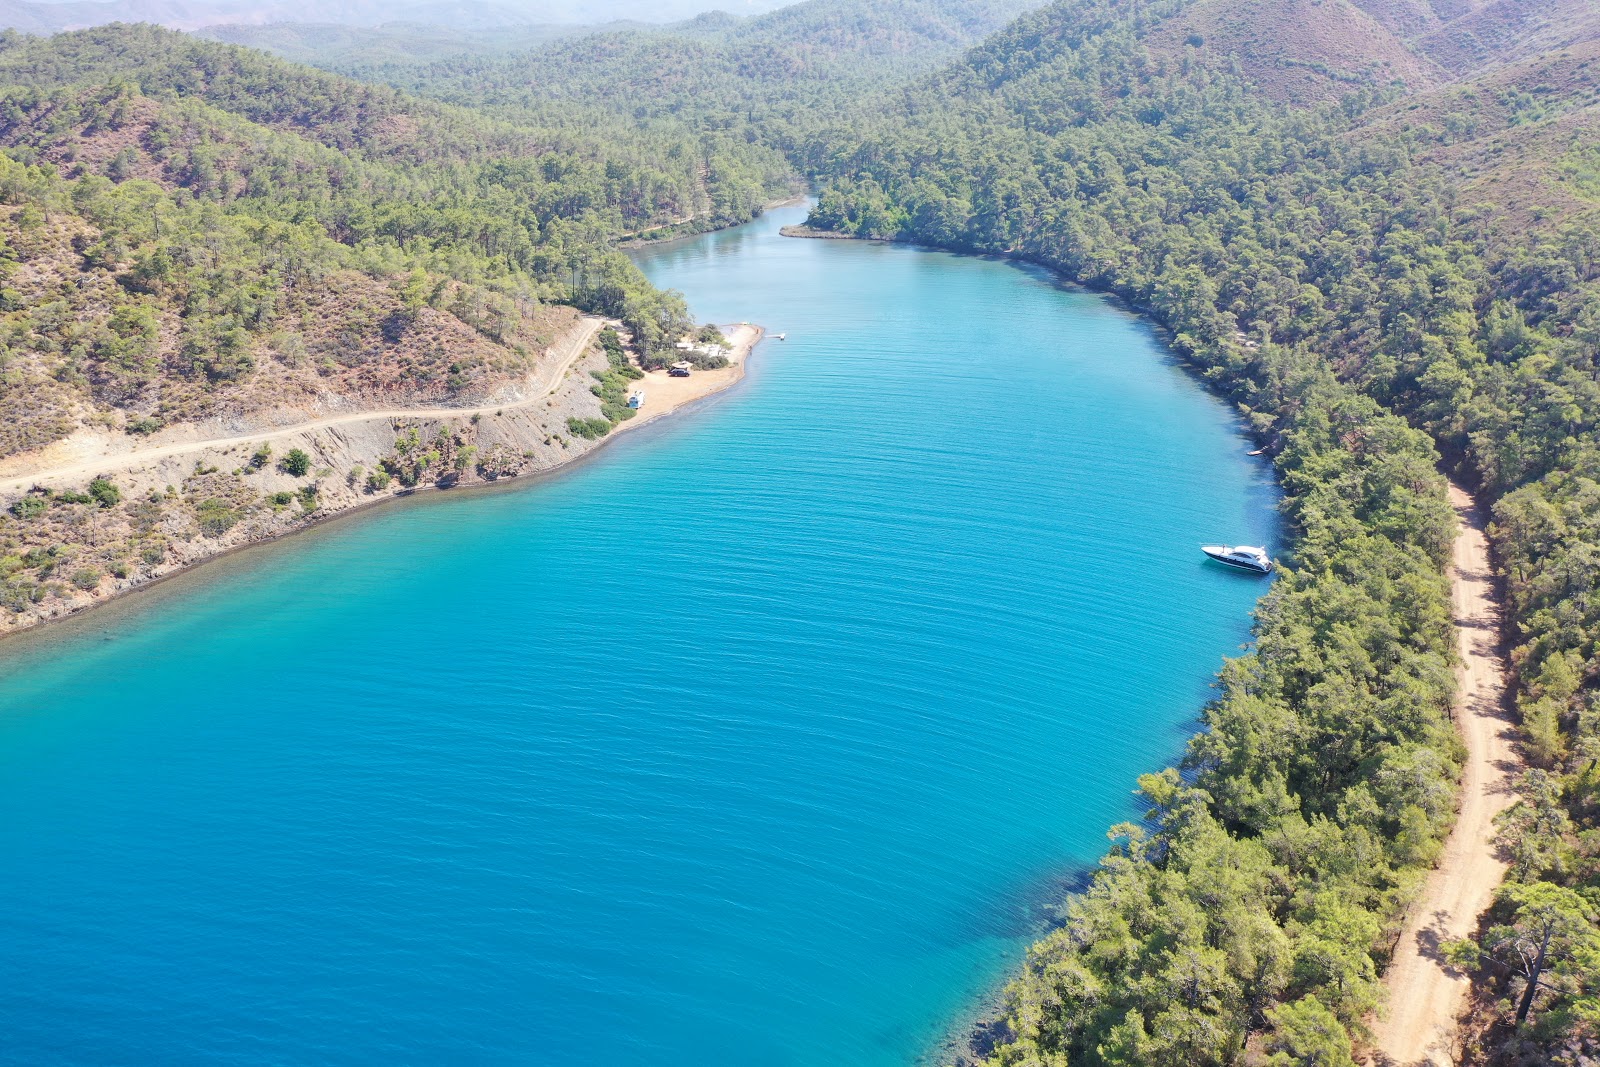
0 205 1276 1066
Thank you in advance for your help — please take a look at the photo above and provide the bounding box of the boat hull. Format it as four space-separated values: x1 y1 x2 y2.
1201 548 1272 574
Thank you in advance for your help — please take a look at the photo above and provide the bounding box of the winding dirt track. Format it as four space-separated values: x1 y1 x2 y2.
1369 483 1520 1065
0 316 603 496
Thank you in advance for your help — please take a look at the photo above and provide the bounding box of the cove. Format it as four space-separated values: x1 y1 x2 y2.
0 203 1277 1066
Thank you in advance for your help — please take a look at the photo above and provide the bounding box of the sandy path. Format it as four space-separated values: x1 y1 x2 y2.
1369 482 1520 1065
0 317 603 495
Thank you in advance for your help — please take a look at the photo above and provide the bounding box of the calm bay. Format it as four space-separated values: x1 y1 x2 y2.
0 204 1276 1065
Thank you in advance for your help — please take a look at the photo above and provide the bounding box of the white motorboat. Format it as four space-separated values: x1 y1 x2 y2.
1200 544 1272 574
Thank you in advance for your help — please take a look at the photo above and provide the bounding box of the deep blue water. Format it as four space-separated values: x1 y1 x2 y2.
0 205 1276 1066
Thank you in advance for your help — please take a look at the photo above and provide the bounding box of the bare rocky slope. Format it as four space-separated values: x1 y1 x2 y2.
0 315 633 635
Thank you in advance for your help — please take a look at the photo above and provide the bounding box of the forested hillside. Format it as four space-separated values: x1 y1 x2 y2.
285 0 1042 159
793 0 1600 1062
0 24 793 458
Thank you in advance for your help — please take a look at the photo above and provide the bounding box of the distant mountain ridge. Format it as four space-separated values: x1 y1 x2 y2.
194 20 612 65
0 0 789 32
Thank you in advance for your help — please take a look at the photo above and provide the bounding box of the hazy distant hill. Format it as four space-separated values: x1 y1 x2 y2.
357 0 1045 133
196 19 611 64
0 0 790 32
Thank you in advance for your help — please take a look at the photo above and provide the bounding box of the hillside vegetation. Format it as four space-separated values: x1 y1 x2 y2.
1139 0 1600 105
0 24 796 460
278 0 1043 162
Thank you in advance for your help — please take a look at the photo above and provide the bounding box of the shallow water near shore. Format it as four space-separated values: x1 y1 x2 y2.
0 204 1276 1065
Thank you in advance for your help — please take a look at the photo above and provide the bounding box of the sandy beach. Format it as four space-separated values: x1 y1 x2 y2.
614 323 764 434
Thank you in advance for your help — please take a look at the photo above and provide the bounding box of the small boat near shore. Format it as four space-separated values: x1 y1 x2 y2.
1201 544 1272 573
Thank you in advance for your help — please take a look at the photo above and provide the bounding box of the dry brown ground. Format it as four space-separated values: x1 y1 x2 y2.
0 317 602 495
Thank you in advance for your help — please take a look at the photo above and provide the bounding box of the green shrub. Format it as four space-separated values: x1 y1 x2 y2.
297 484 319 510
268 491 294 507
381 457 417 487
70 566 102 591
126 416 163 435
600 329 644 379
279 448 311 477
250 443 272 469
88 478 120 509
8 496 47 520
591 364 642 424
55 490 92 505
566 416 611 439
0 578 42 611
366 469 391 491
194 498 240 536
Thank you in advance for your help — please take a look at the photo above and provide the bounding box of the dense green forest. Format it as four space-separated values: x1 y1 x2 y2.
374 0 1037 114
0 24 797 236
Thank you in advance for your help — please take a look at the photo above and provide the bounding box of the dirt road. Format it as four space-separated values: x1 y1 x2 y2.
0 317 603 495
1370 482 1520 1065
